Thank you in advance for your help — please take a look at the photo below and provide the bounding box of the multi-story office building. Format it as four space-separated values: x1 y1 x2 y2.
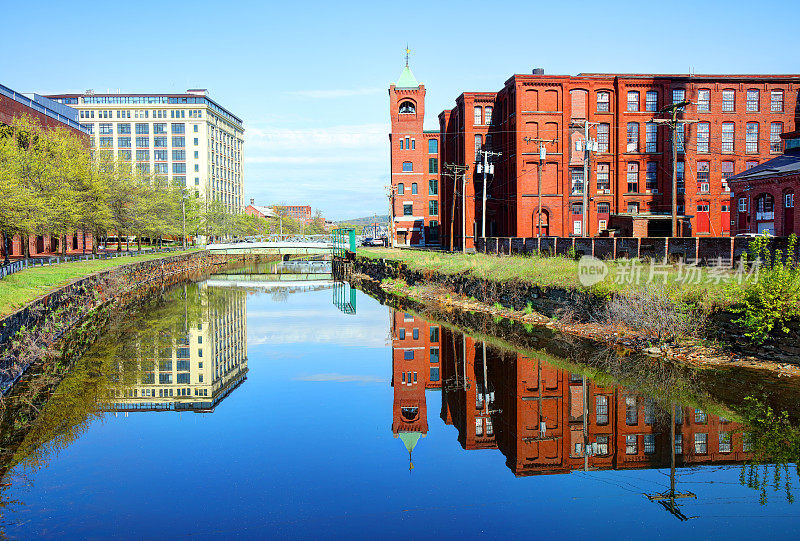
389 63 441 247
105 285 248 413
46 89 244 213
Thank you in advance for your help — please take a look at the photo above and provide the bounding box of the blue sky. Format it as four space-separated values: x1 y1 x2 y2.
2 0 798 220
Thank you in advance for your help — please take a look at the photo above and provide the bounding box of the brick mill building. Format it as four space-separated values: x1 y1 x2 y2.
390 64 800 248
388 63 441 247
0 82 93 258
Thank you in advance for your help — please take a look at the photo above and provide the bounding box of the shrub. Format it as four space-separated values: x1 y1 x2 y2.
733 234 800 344
605 284 703 342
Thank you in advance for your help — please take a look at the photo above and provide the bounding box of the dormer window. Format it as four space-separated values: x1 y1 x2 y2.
399 100 416 114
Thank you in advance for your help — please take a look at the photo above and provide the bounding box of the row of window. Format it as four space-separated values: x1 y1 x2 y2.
397 179 438 196
737 192 795 214
80 109 204 120
396 326 440 342
622 121 781 154
400 158 438 173
398 137 439 154
602 88 786 113
473 105 493 126
400 201 439 216
91 123 200 135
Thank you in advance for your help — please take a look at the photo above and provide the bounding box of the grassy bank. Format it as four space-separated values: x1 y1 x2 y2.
358 247 744 309
0 249 200 318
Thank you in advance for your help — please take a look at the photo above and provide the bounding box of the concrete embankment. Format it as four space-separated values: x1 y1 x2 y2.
350 255 800 372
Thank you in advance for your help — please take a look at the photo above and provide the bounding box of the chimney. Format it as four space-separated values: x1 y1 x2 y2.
532 68 545 75
250 198 254 205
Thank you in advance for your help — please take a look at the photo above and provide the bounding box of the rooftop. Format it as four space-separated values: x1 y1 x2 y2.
396 66 419 89
728 150 800 183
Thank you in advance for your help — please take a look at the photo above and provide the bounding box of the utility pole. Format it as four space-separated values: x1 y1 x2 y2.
644 402 698 521
652 101 695 237
181 188 187 250
477 149 501 240
567 121 600 237
443 163 469 251
523 137 558 237
387 185 396 248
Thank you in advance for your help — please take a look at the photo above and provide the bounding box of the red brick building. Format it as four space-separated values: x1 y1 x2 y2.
244 200 276 220
389 63 441 247
430 71 800 248
436 328 752 477
391 310 442 466
0 82 93 258
276 205 312 223
728 130 800 235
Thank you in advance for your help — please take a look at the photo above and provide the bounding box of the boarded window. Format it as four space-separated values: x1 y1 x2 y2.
570 89 588 119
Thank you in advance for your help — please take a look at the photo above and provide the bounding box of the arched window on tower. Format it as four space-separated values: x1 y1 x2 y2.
399 100 416 114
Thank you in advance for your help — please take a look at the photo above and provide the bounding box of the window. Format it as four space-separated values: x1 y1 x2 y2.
193 137 199 145
721 122 734 153
646 91 658 112
646 162 657 191
571 202 583 215
626 435 638 454
430 367 440 382
403 350 414 360
628 202 639 214
746 161 758 169
400 138 405 149
627 162 639 193
117 123 131 134
625 396 638 425
193 124 199 133
694 433 708 454
154 136 167 147
99 137 113 148
397 183 404 195
411 182 418 195
771 90 784 112
697 161 710 192
475 418 483 436
677 123 685 153
644 434 656 455
398 328 405 340
412 328 419 340
173 136 185 147
429 200 438 216
154 150 167 161
645 122 657 152
722 89 735 112
485 106 492 124
99 123 113 135
597 91 610 112
136 150 149 161
597 123 609 152
596 435 609 455
428 139 438 154
722 161 734 191
695 408 707 424
118 150 131 161
771 122 783 152
719 432 732 453
697 122 710 153
674 434 683 455
596 163 610 191
403 203 413 216
697 89 711 112
154 123 167 134
194 151 199 159
154 163 168 174
627 91 639 112
428 220 439 241
672 88 685 105
430 326 439 342
747 89 760 112
118 137 131 148
756 194 774 220
402 161 413 172
172 150 185 161
626 122 639 152
597 202 610 214
430 347 439 363
411 139 415 150
474 106 482 125
738 197 747 213
746 122 759 153
398 101 415 114
786 192 794 209
171 123 185 134
429 179 438 195
595 395 609 425
429 158 438 173
570 168 584 195
474 134 482 153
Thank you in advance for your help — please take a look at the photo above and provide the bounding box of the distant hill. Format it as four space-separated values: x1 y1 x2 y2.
338 215 389 226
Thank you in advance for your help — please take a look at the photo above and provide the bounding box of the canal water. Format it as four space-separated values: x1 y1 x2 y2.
1 263 798 539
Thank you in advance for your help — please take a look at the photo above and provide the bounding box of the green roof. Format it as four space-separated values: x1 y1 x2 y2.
396 66 420 88
398 431 423 452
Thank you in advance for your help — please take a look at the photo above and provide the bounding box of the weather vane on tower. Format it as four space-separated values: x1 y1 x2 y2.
405 44 410 67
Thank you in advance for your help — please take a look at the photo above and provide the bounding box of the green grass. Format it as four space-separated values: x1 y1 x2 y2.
358 247 746 310
0 249 200 317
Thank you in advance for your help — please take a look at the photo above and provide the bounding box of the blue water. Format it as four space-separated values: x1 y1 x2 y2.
1 280 798 539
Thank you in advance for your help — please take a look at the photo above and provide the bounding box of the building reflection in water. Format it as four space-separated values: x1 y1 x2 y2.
105 283 248 413
390 310 752 477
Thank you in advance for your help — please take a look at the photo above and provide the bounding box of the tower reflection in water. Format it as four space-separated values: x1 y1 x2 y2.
105 283 248 413
390 310 752 476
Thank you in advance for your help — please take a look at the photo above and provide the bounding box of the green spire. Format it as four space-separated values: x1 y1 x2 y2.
396 66 419 89
398 431 422 452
